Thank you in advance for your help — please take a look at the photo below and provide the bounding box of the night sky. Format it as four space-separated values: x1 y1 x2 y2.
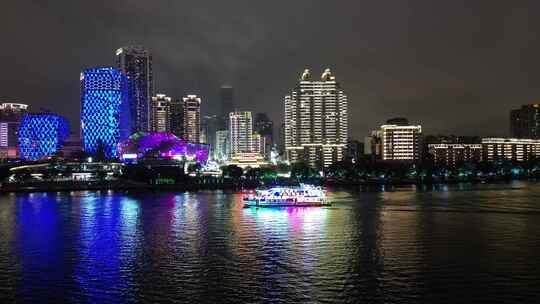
2 0 540 139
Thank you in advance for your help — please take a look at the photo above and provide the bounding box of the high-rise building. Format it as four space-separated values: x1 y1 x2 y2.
229 111 254 156
183 95 201 143
214 129 229 161
0 102 28 159
81 67 130 159
170 99 184 138
284 68 348 169
150 94 171 132
219 86 234 130
510 104 540 139
380 118 422 161
18 113 70 161
254 113 273 159
482 138 540 161
116 46 153 132
201 115 219 157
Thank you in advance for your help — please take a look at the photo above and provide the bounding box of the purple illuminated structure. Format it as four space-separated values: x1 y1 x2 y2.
118 132 209 163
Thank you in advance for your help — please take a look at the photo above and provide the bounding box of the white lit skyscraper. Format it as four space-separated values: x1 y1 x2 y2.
182 95 201 143
284 68 348 169
116 46 153 132
150 94 171 132
229 111 255 156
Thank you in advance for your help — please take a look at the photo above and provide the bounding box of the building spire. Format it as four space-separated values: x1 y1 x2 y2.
301 69 311 81
321 68 335 81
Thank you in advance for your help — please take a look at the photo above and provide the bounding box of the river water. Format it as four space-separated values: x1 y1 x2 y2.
1 182 539 303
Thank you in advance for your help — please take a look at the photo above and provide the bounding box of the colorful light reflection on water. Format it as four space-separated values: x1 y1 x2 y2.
244 206 328 234
1 184 540 303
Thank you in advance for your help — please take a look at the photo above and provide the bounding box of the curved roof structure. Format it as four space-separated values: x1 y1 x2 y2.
118 132 208 163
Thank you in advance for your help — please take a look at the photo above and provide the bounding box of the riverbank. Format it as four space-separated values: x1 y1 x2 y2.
1 176 537 193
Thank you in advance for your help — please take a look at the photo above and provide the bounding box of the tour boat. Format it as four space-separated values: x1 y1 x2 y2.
243 184 331 208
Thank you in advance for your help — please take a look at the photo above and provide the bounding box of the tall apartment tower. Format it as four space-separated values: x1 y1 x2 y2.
183 95 201 143
284 68 348 169
81 67 131 158
150 94 171 132
380 118 422 161
510 104 540 139
229 111 255 156
116 46 153 132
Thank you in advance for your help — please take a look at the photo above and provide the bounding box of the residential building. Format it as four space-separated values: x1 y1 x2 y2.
380 118 422 161
284 68 348 169
428 144 482 167
182 95 201 143
229 111 254 156
150 94 172 132
482 138 540 162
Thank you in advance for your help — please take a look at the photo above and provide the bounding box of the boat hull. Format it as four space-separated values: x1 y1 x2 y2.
243 199 331 208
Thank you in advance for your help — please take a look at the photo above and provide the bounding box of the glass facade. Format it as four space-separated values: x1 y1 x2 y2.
18 113 69 161
81 67 130 159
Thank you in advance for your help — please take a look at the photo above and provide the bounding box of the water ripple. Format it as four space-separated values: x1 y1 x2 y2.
0 182 539 303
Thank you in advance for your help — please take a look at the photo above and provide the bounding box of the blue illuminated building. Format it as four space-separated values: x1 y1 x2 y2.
18 113 70 161
81 67 131 159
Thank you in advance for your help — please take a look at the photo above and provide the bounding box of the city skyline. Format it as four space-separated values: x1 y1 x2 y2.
2 3 540 304
3 1 540 140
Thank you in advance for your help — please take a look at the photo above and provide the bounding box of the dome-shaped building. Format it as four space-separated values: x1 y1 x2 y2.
118 132 208 163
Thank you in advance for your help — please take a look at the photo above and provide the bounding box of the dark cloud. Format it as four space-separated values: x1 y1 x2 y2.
2 0 540 138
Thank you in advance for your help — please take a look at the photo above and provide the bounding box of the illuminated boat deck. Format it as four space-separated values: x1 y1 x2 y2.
243 184 331 208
